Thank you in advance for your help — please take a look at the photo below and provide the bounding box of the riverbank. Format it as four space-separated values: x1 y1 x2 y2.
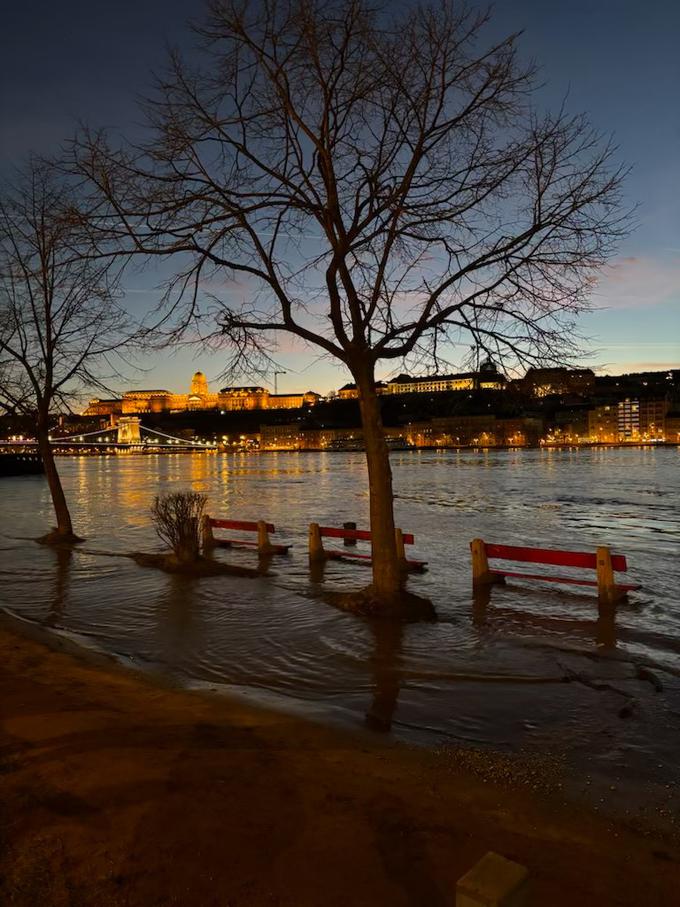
1 623 678 906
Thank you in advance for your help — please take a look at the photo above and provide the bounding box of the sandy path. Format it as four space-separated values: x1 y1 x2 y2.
1 624 678 906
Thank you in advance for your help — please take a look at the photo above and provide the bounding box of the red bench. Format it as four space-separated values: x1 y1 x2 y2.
202 516 291 555
309 523 427 571
470 538 639 603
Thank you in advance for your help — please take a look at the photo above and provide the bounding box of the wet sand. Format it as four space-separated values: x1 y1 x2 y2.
1 623 679 907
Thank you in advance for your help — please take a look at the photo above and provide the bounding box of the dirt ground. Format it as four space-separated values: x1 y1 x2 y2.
1 622 678 906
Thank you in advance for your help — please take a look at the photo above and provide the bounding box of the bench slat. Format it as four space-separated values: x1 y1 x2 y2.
492 569 639 591
215 538 290 553
211 519 275 532
492 569 598 587
486 544 627 572
319 526 415 545
326 549 373 559
326 549 427 568
320 526 372 541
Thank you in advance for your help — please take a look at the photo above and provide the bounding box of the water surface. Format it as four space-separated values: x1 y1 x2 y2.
2 448 679 814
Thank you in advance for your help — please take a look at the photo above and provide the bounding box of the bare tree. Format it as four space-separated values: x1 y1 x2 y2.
0 163 132 543
73 0 628 603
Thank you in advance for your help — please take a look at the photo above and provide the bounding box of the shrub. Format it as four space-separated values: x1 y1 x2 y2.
151 491 207 563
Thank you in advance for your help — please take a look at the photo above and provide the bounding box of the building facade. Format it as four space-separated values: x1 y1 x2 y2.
520 367 595 398
83 373 320 416
385 361 506 395
587 404 619 442
406 415 542 447
587 397 669 442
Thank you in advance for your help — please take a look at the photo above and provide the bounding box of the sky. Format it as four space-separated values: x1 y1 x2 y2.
1 0 678 396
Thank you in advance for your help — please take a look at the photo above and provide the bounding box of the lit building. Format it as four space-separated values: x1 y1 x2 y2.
617 397 640 440
260 424 365 450
218 387 320 410
83 372 220 415
217 386 270 411
587 405 619 442
638 398 668 440
270 391 321 409
337 381 388 399
385 360 506 395
616 397 669 441
665 412 680 443
83 373 320 416
82 398 123 417
405 415 542 447
335 361 505 399
521 367 595 398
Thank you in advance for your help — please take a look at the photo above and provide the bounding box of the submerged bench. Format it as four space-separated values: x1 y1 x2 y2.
309 523 427 572
202 516 291 555
470 538 639 603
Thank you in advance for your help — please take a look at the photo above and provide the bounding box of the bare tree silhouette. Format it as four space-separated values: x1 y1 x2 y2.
73 0 628 604
0 163 132 542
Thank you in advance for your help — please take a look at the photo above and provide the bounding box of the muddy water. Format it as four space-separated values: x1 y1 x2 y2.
1 448 679 817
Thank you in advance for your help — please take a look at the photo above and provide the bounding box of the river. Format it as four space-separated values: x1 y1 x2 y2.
1 447 679 818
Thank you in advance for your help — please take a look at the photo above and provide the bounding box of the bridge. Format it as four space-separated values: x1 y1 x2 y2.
2 417 218 453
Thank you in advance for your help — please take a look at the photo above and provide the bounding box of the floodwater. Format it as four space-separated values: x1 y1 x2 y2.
1 448 679 816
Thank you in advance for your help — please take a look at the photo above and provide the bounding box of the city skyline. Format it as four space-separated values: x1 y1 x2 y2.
81 358 678 403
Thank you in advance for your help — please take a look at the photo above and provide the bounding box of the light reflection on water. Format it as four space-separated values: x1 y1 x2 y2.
1 448 679 795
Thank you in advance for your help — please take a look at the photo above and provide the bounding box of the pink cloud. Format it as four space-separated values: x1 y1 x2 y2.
598 361 679 374
198 274 247 292
593 255 680 309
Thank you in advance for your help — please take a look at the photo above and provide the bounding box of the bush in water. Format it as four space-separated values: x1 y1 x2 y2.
151 492 207 564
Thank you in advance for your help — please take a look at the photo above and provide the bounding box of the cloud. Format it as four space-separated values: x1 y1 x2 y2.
593 255 680 310
597 361 680 374
198 275 247 293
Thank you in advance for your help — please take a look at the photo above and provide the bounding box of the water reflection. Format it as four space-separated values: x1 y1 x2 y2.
44 546 73 628
471 582 621 651
156 574 205 672
471 584 493 629
595 603 617 651
365 620 403 732
308 552 333 586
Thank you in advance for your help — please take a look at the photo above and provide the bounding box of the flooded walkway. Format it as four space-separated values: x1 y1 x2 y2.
1 447 679 814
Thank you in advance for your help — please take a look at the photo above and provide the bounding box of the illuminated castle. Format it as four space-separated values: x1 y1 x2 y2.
190 370 209 398
83 372 320 416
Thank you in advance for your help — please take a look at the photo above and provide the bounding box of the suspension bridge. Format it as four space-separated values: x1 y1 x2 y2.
1 417 218 454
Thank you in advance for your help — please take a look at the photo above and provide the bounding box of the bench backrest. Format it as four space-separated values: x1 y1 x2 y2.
318 526 415 545
210 518 275 533
485 543 627 573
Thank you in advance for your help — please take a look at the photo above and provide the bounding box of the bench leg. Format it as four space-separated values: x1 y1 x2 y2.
470 538 504 587
308 522 326 562
257 520 272 555
201 514 215 552
597 546 624 605
395 527 407 567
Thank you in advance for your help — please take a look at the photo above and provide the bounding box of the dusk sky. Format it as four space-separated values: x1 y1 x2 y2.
1 0 678 396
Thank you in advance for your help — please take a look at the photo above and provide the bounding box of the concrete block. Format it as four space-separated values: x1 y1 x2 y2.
456 851 529 907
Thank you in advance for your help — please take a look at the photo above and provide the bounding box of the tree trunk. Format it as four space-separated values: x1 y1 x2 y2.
36 413 75 541
354 365 402 604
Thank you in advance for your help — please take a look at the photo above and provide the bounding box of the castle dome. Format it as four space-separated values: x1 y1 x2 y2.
190 371 209 397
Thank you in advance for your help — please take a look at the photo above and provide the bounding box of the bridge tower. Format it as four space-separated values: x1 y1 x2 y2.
117 416 142 444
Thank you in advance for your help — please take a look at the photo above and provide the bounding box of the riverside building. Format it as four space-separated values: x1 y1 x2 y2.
336 360 505 399
587 397 670 442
